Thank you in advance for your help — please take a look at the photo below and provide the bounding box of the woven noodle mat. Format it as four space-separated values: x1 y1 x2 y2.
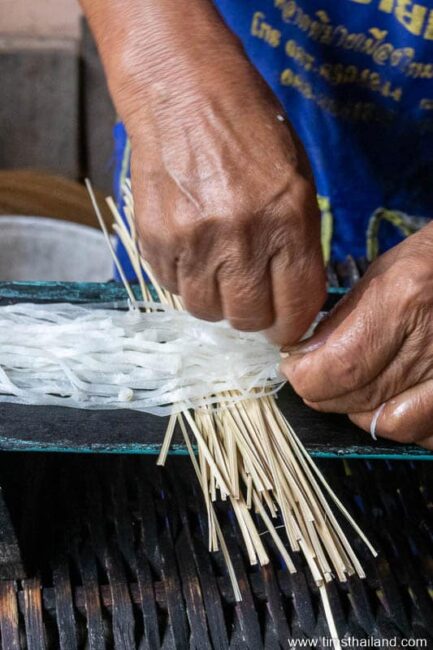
0 453 431 649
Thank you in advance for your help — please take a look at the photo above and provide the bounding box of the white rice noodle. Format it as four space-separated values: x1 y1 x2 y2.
0 300 284 414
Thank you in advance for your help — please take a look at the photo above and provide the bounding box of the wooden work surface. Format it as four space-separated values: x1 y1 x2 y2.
0 281 431 460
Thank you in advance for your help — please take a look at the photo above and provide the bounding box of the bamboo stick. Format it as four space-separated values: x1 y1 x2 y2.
93 181 378 633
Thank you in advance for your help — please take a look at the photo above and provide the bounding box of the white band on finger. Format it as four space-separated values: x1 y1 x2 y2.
370 402 386 441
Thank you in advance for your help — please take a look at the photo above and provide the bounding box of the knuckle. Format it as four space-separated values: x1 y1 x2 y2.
228 315 271 333
286 364 313 398
183 299 222 323
331 349 360 387
291 176 320 217
255 312 275 331
388 259 426 308
228 319 253 332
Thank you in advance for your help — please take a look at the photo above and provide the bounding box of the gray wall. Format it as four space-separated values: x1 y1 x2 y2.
0 20 116 193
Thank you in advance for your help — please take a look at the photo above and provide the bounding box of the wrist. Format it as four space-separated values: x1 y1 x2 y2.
84 0 250 127
115 35 258 134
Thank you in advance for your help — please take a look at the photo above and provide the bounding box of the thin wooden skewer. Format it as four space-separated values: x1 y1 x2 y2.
85 179 138 308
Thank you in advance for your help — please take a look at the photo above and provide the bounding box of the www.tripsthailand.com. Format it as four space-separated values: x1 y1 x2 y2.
287 638 428 648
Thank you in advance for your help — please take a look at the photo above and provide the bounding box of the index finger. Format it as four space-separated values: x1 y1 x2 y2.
281 287 405 403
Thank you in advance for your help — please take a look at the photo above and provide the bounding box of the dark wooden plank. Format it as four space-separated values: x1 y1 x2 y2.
169 461 229 650
262 612 281 650
0 581 20 650
22 577 46 650
86 461 136 649
174 527 212 650
135 549 161 650
219 519 264 650
136 465 161 573
0 486 25 580
184 534 230 650
111 460 137 573
261 563 291 649
52 560 78 650
158 526 190 648
78 544 107 650
279 569 316 639
117 459 161 649
105 545 136 650
346 576 377 637
0 46 79 178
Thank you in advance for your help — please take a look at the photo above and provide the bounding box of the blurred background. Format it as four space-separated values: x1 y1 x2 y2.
0 0 115 281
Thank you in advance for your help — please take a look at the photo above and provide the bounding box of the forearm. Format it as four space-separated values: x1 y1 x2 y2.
80 0 256 127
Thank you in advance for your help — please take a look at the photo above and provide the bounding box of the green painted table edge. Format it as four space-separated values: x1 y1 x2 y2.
0 437 431 460
0 281 431 461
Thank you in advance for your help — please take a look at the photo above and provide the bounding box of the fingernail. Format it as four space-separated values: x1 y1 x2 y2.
281 339 325 355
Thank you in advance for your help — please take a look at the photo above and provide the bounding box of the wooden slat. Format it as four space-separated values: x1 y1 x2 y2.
158 526 190 648
220 520 264 650
52 560 78 650
111 460 137 573
0 486 24 580
105 545 136 650
261 563 291 648
135 549 161 650
175 527 212 650
78 545 106 650
0 456 431 646
280 569 316 638
0 581 20 650
22 577 46 650
85 461 136 649
171 465 229 649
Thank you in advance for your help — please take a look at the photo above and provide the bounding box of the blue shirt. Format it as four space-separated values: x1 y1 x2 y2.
115 0 433 274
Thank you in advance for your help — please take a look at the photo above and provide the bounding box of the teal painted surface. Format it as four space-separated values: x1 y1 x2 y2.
0 281 160 306
0 438 430 460
0 281 135 304
0 281 348 304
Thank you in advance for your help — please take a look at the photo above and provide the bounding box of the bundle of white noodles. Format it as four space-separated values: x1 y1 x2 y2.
0 301 283 413
0 180 376 645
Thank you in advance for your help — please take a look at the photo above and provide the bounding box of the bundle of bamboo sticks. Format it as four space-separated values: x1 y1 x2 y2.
87 180 376 644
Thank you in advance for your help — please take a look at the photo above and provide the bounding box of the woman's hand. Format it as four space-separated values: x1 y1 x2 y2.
81 0 326 345
127 68 325 344
282 223 433 449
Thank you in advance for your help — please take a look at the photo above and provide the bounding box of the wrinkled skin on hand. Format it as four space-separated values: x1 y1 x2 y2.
281 223 433 449
126 70 325 345
81 0 325 344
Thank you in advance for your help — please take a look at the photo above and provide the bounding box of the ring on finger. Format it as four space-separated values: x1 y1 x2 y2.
370 402 386 441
